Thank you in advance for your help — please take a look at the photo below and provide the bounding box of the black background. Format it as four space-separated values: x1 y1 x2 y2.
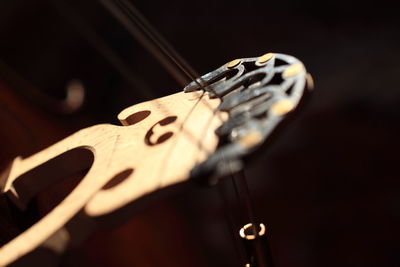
0 1 399 266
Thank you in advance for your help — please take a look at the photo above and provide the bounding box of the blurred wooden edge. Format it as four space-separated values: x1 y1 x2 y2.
0 90 227 266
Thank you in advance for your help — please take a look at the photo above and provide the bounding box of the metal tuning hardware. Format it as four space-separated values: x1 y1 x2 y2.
240 222 273 267
185 53 313 185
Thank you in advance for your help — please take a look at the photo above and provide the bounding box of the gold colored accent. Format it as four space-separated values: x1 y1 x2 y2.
238 130 263 148
227 59 241 68
282 63 304 79
270 99 295 116
306 73 314 90
256 53 274 64
239 223 266 240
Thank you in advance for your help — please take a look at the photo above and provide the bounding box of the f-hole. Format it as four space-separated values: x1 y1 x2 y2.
145 116 177 146
7 147 94 238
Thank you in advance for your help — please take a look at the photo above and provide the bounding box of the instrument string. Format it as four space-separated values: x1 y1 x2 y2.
99 1 259 264
227 165 265 265
100 0 219 98
116 0 200 84
217 179 248 265
100 0 187 87
51 0 156 100
235 171 257 231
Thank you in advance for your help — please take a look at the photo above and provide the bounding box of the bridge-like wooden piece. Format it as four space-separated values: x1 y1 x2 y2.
0 91 226 266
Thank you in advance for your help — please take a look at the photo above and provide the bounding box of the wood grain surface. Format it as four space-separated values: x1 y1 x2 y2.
0 90 227 266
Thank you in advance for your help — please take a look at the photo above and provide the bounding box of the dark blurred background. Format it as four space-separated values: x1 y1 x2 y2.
0 0 399 266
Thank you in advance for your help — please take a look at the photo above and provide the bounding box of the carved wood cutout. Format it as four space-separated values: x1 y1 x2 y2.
0 52 311 266
0 91 226 266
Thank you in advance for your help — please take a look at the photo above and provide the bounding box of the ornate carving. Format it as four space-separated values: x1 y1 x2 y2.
184 53 312 184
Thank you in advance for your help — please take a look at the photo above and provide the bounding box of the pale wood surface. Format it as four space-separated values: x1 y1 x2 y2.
0 91 226 266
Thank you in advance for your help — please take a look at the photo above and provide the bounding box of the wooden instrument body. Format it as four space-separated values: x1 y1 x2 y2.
0 50 311 266
0 91 226 266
